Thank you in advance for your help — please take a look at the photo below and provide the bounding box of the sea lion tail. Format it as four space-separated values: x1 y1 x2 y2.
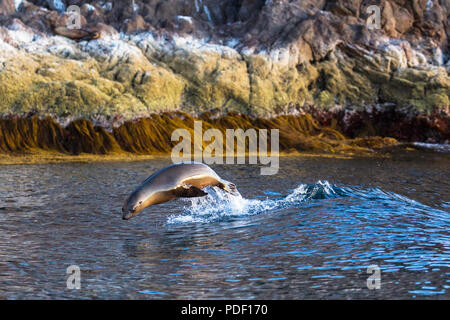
219 180 239 196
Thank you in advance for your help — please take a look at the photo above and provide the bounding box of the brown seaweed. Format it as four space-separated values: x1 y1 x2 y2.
0 113 400 157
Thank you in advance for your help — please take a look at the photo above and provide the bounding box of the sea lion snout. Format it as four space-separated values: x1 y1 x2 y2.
122 193 145 220
121 206 128 220
122 201 136 220
122 207 134 220
122 207 138 220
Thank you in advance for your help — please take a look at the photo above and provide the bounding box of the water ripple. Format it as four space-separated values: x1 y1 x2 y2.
1 156 449 299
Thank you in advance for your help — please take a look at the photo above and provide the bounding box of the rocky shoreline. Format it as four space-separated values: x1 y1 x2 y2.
0 0 448 157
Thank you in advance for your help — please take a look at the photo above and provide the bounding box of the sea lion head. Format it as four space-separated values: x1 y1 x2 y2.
122 188 152 220
122 184 172 220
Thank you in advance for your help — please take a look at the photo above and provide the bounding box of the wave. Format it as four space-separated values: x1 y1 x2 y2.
167 181 440 224
167 179 450 225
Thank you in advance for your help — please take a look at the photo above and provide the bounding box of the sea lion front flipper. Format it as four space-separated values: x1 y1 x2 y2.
218 180 239 196
173 184 208 198
78 29 101 41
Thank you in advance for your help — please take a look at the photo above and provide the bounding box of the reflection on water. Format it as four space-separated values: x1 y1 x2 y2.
0 153 449 299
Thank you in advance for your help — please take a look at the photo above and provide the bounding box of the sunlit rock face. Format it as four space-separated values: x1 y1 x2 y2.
0 0 448 143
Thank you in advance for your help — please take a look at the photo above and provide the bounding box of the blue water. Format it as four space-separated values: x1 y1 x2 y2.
0 153 449 299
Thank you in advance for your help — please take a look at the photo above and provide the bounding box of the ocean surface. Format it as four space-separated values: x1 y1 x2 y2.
0 151 449 299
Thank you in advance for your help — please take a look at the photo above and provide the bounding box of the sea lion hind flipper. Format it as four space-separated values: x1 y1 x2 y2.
218 180 239 196
173 184 208 198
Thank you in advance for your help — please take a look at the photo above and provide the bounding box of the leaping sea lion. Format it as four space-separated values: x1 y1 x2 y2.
122 162 239 220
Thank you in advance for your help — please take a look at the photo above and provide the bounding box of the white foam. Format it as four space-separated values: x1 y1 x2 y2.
167 181 347 224
167 186 278 224
413 142 450 152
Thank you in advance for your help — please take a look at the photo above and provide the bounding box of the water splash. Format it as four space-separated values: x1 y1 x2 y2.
168 181 365 224
167 180 450 224
167 185 275 224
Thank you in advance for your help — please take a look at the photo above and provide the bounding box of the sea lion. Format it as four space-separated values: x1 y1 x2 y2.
52 26 100 41
122 162 239 220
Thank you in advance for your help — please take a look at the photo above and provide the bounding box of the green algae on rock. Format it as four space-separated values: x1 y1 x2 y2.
0 30 448 120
